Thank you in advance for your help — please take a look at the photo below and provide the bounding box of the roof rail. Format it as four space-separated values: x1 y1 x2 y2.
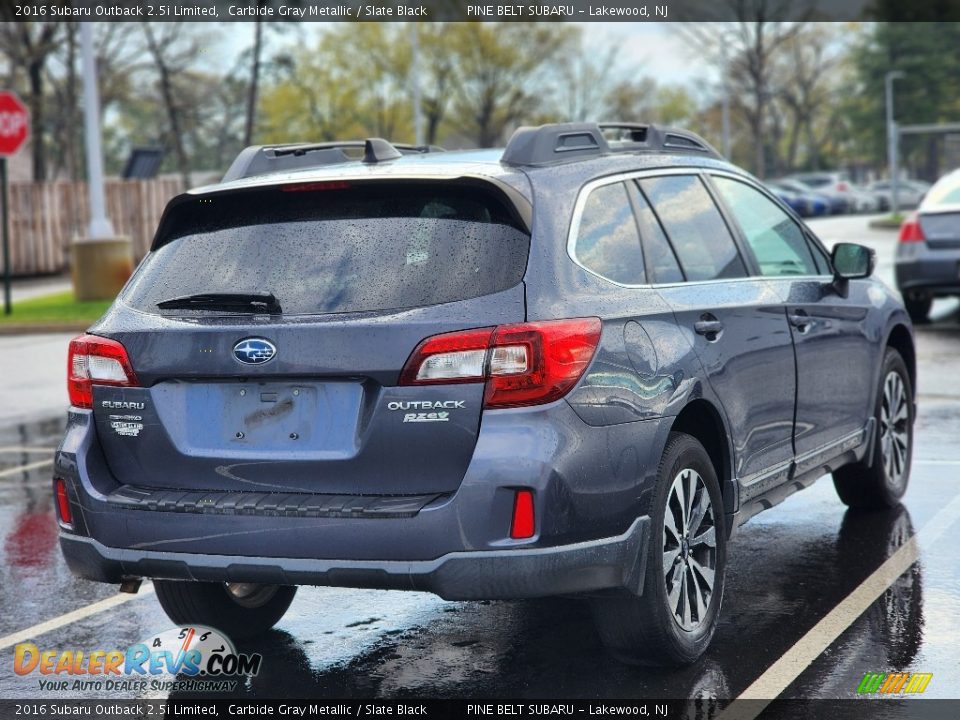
500 122 722 167
222 139 444 182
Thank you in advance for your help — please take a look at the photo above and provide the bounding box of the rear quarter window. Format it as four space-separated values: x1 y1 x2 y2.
124 182 530 316
573 182 646 285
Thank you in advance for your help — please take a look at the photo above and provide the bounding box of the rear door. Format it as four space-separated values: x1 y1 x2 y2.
92 180 530 496
639 173 798 494
710 174 875 469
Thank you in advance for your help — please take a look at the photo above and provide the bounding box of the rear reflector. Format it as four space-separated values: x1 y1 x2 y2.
55 478 73 527
898 213 925 243
510 490 535 539
399 318 602 408
67 334 139 409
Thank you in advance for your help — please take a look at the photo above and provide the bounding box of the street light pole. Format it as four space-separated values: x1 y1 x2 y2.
80 22 114 239
885 70 905 216
74 21 132 303
410 23 424 146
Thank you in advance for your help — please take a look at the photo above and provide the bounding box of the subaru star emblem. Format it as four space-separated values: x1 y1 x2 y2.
233 338 277 365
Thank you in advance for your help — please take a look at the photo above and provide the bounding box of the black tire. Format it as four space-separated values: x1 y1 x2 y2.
590 432 726 666
902 293 931 324
153 580 297 639
833 348 913 510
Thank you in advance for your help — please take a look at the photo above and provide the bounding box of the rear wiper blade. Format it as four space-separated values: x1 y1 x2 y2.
156 292 282 314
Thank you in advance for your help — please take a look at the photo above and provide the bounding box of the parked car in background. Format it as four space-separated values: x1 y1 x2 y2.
868 180 928 211
790 172 859 214
765 181 815 217
896 168 960 321
792 171 852 194
849 185 882 214
778 178 848 215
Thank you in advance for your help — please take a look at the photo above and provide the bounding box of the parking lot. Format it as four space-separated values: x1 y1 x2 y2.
1 213 958 702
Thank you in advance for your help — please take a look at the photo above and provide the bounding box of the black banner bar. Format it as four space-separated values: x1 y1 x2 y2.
2 699 960 720
6 0 954 23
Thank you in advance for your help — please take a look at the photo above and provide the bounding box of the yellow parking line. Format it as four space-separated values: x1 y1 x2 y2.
0 459 54 479
0 584 154 652
719 489 960 718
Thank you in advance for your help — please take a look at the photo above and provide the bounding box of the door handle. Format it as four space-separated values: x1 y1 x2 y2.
788 310 811 331
694 316 723 340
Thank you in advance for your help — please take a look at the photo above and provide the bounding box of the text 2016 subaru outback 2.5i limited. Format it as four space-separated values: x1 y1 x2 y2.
58 124 916 665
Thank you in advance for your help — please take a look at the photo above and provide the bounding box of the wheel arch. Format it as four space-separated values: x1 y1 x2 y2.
885 323 916 393
669 399 735 515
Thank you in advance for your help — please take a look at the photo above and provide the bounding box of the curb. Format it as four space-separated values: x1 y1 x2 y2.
868 218 903 230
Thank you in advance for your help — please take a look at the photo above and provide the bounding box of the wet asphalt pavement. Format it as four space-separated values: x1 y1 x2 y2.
1 215 959 703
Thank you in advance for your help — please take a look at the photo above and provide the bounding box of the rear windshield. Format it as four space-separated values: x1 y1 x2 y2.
123 182 530 316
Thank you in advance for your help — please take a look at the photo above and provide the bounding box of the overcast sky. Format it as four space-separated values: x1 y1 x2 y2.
217 22 710 90
581 23 708 86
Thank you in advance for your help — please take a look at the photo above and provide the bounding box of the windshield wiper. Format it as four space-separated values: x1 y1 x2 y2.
156 292 282 314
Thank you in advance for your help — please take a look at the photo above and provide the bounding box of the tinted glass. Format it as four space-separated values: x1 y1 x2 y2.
807 236 830 274
574 183 645 285
124 184 530 316
640 175 746 281
713 177 818 277
628 181 684 283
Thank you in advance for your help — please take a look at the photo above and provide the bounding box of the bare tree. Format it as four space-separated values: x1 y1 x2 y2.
419 24 456 145
449 23 577 147
550 36 620 123
140 22 202 188
774 26 843 171
678 7 808 176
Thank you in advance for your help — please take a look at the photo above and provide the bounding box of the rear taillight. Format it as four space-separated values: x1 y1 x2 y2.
400 318 602 409
837 181 850 192
55 478 73 527
899 213 926 243
67 334 139 409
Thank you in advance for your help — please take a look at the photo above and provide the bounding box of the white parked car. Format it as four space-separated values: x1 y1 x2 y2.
867 180 928 211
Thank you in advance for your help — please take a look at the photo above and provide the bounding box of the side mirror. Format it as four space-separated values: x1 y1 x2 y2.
832 243 875 279
830 243 875 297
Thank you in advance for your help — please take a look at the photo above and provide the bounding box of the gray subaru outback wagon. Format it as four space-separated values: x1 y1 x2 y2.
57 123 916 665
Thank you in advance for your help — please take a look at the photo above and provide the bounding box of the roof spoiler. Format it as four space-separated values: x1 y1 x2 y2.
222 139 444 182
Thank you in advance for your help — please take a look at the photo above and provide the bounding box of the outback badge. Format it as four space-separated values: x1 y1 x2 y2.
233 338 277 365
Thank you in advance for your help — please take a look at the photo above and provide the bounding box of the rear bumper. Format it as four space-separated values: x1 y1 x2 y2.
895 244 960 295
60 516 650 601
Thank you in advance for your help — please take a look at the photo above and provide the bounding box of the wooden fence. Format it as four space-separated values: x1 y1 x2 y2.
3 178 184 276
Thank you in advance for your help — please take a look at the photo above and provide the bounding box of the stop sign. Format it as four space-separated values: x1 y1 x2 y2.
0 92 29 157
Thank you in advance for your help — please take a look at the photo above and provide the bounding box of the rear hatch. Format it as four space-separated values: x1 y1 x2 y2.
89 179 530 496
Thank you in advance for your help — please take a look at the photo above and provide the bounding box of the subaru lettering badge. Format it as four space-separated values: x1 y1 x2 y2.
233 338 277 365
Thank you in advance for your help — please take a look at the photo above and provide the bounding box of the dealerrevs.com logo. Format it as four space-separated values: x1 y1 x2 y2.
857 672 933 695
13 626 262 694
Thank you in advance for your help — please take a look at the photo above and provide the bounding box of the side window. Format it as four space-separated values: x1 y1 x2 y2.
573 182 646 285
627 181 684 283
639 175 747 281
712 177 819 277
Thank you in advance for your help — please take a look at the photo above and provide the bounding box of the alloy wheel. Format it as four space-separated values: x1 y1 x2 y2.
880 371 910 488
662 468 717 631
